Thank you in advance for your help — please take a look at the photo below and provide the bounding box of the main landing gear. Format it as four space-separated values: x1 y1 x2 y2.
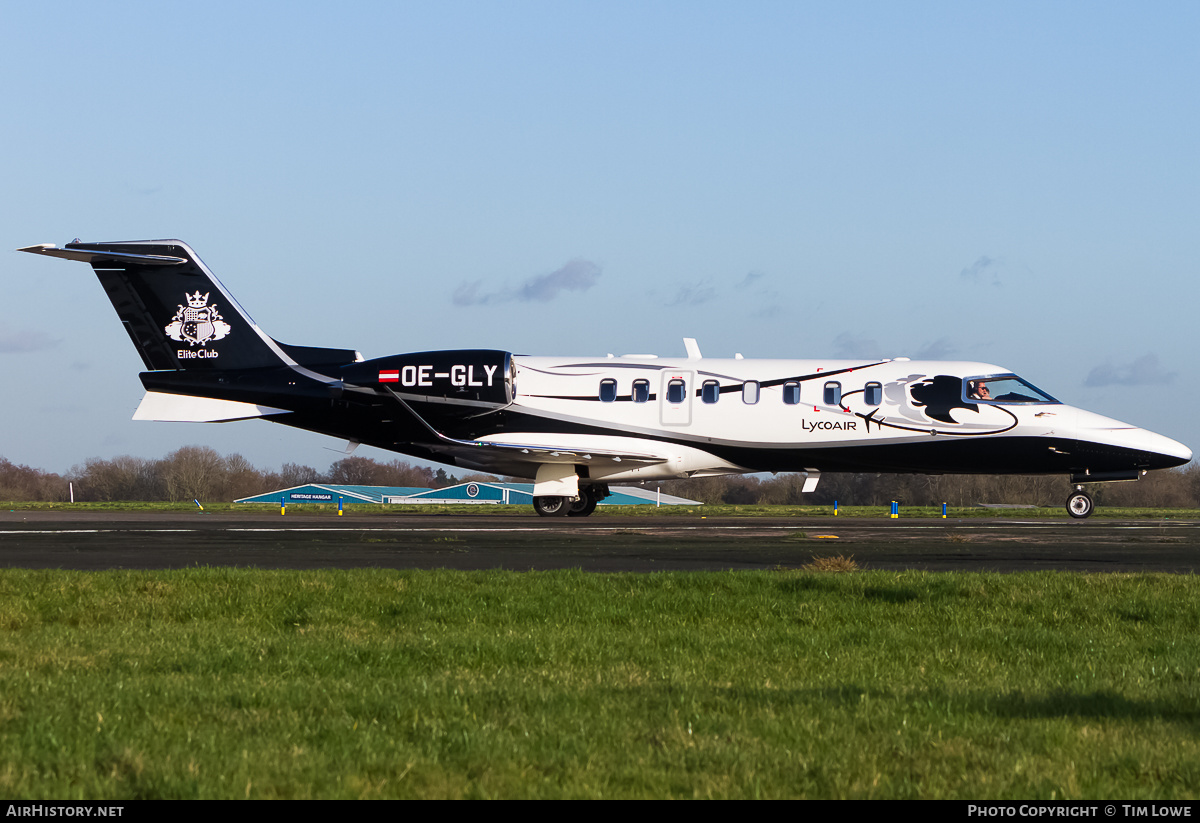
1066 487 1094 519
533 485 606 517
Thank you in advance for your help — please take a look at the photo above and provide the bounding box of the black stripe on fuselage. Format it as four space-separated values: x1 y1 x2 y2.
413 404 1183 476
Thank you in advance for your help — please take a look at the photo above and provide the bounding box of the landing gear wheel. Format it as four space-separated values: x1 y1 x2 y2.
1066 490 1093 519
566 492 598 517
533 496 570 517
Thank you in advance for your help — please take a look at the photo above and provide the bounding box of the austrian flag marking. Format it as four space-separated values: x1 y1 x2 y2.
378 370 400 383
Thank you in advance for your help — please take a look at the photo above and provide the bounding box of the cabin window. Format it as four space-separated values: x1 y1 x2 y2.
632 379 650 403
782 382 801 405
864 382 882 406
742 381 760 405
823 381 842 406
666 378 686 404
600 379 617 403
701 380 720 404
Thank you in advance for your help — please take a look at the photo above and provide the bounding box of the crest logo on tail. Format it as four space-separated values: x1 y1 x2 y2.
165 291 232 346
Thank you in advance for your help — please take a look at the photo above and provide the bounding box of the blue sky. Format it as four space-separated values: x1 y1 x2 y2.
2 1 1196 475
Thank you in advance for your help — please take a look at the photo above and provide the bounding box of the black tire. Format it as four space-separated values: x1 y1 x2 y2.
1066 491 1093 519
566 494 598 517
533 496 570 517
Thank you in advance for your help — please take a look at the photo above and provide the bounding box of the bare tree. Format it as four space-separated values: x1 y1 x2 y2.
327 456 390 485
381 459 436 487
7 448 1198 507
0 457 66 502
70 455 165 501
224 453 267 501
161 446 227 502
277 462 323 487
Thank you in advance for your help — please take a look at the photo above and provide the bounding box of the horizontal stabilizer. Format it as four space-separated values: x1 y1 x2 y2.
18 244 187 266
133 391 289 422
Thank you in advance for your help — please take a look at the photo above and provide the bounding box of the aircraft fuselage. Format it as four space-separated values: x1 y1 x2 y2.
357 353 1189 484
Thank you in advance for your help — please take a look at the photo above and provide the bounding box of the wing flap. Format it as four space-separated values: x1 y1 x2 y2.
379 384 668 467
427 436 668 465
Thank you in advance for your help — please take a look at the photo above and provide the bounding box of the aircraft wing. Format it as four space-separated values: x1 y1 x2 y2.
416 433 671 482
423 434 668 466
377 386 668 470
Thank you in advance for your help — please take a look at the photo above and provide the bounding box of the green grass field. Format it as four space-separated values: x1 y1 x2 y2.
1 568 1198 798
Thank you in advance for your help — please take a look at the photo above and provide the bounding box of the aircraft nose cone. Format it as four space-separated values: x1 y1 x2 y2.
1152 433 1192 466
1074 410 1192 468
1127 429 1192 467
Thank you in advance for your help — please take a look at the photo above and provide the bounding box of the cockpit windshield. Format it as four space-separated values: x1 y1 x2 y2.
963 374 1058 405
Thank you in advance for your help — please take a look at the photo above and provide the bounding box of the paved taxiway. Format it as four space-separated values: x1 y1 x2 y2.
1 510 1198 572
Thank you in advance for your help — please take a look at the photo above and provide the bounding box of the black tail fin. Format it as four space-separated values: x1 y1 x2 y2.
19 240 358 372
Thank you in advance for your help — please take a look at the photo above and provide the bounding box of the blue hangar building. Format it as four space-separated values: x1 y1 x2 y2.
236 482 700 507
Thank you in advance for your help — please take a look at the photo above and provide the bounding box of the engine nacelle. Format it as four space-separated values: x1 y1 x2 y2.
342 349 513 406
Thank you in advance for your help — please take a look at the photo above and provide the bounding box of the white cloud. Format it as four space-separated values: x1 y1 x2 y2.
832 332 880 359
668 282 717 306
959 255 1002 286
0 326 59 354
915 337 957 360
1084 353 1177 387
453 259 601 306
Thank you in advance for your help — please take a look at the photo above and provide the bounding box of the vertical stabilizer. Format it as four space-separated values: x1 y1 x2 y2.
18 240 356 373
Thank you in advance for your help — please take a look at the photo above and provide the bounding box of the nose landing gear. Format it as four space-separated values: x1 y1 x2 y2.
1066 487 1093 519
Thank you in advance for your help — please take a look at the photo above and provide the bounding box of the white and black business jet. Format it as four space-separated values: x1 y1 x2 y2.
19 240 1192 518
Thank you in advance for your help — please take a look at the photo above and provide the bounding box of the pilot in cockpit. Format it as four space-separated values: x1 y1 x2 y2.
968 380 991 401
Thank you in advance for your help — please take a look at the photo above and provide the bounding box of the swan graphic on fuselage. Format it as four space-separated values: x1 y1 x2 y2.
18 239 1192 519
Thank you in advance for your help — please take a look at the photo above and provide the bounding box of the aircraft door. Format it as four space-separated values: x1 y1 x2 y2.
660 370 694 426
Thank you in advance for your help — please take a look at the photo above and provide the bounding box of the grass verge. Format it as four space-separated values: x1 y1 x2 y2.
0 568 1197 798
